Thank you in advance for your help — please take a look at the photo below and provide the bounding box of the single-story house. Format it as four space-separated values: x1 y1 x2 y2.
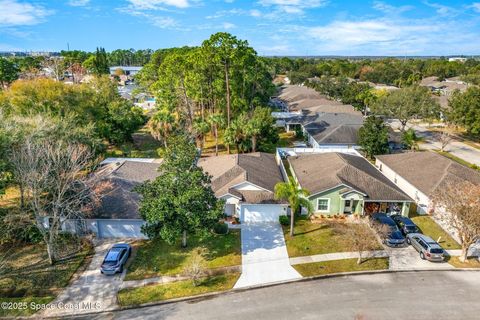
281 112 364 149
63 159 162 238
286 152 413 216
375 151 480 214
198 152 288 223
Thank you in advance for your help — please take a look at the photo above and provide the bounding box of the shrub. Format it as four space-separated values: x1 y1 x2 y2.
213 222 228 235
279 215 289 226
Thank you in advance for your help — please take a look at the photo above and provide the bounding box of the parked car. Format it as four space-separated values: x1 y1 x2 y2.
100 243 131 275
372 213 406 247
407 233 445 262
406 233 445 262
390 215 419 235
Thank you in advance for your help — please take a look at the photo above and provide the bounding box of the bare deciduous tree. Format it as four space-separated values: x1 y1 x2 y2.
432 181 480 262
439 127 453 152
11 138 95 265
42 57 65 81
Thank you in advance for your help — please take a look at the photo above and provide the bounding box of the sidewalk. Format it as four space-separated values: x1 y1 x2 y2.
289 250 388 265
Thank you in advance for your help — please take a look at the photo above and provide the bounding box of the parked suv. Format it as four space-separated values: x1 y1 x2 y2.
406 233 445 262
372 213 406 247
101 243 131 275
390 215 419 235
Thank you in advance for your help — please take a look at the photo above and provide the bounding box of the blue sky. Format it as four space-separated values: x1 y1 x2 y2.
1 0 480 55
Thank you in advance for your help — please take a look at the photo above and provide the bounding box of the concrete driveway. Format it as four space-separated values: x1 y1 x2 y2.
387 246 454 270
41 240 128 317
234 222 301 288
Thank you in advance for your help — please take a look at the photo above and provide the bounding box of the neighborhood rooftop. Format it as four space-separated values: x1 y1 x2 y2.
198 152 285 204
375 151 480 196
288 152 412 202
93 160 162 219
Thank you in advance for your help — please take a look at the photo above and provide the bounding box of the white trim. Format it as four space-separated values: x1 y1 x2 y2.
219 193 242 200
229 181 272 193
309 183 367 198
317 198 331 212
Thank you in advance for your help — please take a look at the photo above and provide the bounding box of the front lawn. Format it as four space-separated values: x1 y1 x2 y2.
410 215 461 250
0 242 92 296
125 230 241 281
283 217 382 257
447 256 480 268
293 258 389 277
118 273 240 306
0 296 55 317
0 241 92 317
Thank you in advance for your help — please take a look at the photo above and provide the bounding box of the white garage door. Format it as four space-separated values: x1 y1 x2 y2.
97 220 147 238
241 204 285 223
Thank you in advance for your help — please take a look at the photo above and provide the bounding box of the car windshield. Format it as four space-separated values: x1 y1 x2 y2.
430 248 443 254
105 249 121 262
406 226 418 232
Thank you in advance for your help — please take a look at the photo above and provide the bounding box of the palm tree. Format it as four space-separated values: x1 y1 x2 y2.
207 113 224 156
147 109 175 148
402 128 422 151
274 177 313 237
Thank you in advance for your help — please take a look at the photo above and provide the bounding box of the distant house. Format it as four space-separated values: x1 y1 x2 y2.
286 152 413 216
109 66 143 76
198 153 288 223
272 85 364 149
375 151 480 214
448 57 467 63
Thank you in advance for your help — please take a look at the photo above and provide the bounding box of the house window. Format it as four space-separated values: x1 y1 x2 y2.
317 199 330 212
344 200 351 207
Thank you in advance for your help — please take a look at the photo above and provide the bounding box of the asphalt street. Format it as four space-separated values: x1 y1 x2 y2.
75 270 480 320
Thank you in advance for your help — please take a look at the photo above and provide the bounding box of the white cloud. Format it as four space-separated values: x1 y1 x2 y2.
150 15 178 28
258 0 327 14
250 9 261 17
372 1 414 14
222 22 235 29
468 2 480 12
126 0 190 10
0 0 53 26
423 2 459 17
68 0 90 7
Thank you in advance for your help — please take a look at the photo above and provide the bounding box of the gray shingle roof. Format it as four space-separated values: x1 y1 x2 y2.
198 152 285 204
288 153 412 202
376 151 480 196
303 113 364 145
92 160 162 219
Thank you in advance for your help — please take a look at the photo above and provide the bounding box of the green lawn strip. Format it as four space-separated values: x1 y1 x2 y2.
434 150 480 170
283 218 382 257
446 256 480 268
118 273 240 306
410 215 461 250
293 258 389 277
125 230 241 281
0 296 55 317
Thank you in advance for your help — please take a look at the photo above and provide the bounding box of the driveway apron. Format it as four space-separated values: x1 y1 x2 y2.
234 222 301 288
41 240 126 317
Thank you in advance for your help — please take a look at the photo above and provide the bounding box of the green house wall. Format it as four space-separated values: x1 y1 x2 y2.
309 186 365 216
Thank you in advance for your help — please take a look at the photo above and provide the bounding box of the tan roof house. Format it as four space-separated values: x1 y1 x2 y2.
375 151 480 214
198 153 288 223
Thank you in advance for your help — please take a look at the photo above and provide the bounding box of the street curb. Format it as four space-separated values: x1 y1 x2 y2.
51 268 480 319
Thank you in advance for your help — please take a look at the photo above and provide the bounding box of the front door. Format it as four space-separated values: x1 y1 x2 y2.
343 200 353 214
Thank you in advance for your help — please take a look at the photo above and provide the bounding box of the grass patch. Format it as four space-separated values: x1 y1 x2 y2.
0 296 55 317
435 150 480 171
410 214 461 250
293 258 389 277
125 230 241 281
0 242 92 298
447 256 480 268
118 273 240 306
0 186 21 208
283 217 382 257
105 124 163 158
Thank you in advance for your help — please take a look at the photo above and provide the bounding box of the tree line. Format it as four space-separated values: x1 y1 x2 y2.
140 32 278 154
